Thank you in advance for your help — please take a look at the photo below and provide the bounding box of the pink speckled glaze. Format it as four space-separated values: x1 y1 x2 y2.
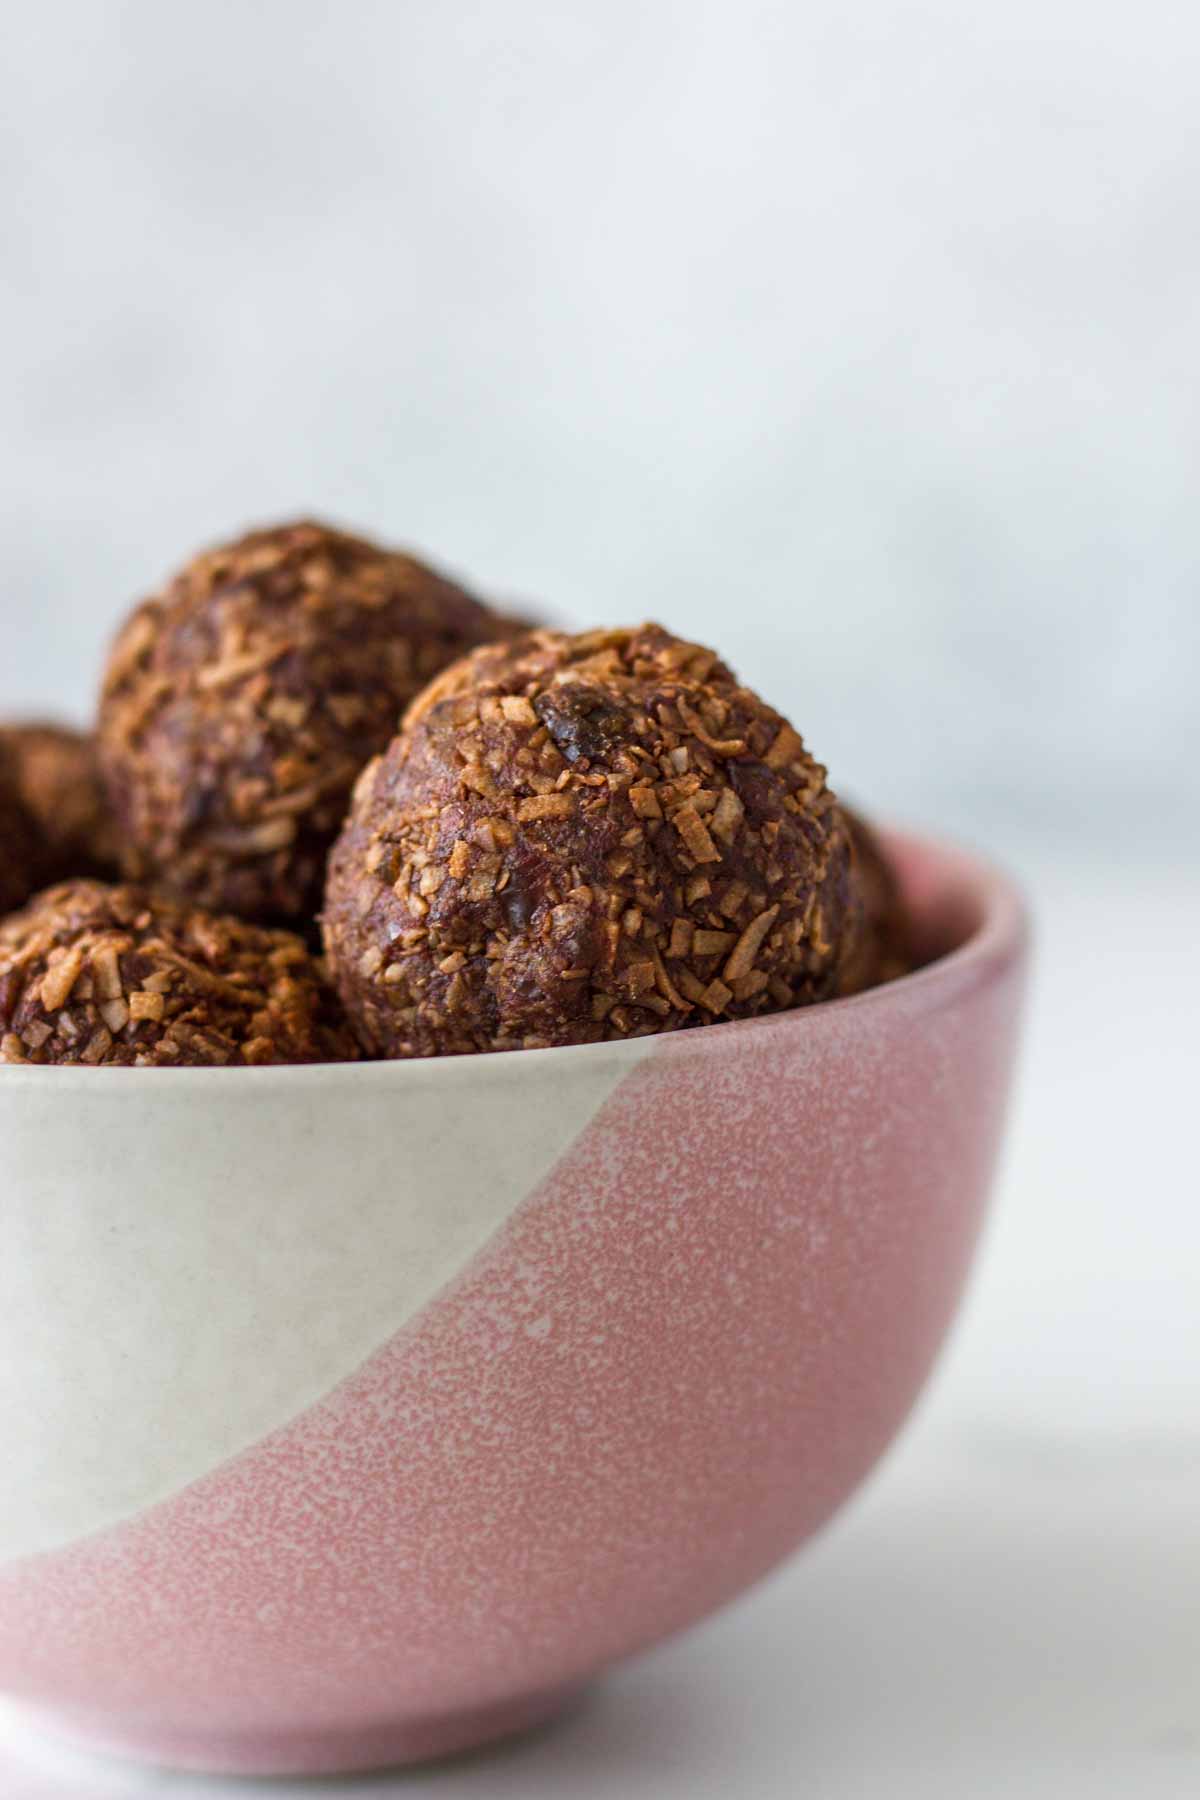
0 832 1026 1777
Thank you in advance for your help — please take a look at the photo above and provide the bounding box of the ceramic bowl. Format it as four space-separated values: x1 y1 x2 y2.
0 829 1027 1777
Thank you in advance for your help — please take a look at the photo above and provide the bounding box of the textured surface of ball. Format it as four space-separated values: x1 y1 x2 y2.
98 520 500 922
0 880 358 1066
325 624 859 1057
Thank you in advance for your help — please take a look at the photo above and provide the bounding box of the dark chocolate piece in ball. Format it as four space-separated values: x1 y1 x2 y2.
0 880 359 1067
98 520 503 923
324 624 857 1058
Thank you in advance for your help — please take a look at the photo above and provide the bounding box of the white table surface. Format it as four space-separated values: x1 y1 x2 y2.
3 860 1196 1798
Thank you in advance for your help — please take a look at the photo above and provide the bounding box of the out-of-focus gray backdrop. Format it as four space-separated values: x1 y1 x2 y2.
2 0 1196 866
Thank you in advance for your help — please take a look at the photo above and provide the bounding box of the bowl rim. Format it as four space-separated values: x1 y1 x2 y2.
0 825 1029 1093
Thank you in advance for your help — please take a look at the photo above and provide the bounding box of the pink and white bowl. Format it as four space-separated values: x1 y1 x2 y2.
0 829 1027 1778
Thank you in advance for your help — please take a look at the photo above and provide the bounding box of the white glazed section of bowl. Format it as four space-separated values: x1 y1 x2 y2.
0 1040 649 1560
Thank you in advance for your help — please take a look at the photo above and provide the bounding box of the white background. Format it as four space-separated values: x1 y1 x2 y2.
1 4 1196 1795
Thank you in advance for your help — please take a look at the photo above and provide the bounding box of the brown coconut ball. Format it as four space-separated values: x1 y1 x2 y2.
97 520 504 924
324 624 861 1058
0 723 118 883
837 807 914 995
0 880 359 1067
0 747 45 915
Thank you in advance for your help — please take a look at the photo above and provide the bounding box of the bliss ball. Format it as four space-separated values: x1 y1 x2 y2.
0 880 359 1067
324 624 859 1058
97 520 503 923
837 808 914 996
0 722 118 883
0 747 45 915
